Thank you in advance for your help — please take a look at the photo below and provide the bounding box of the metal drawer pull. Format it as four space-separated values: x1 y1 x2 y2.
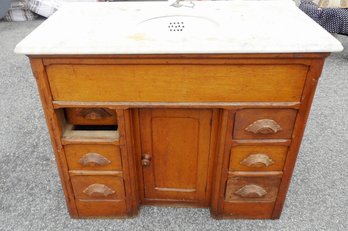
79 152 111 166
245 119 282 135
240 154 274 167
78 108 113 120
234 184 267 198
83 183 115 198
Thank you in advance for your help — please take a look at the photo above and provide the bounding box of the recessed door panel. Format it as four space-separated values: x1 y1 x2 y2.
139 109 212 203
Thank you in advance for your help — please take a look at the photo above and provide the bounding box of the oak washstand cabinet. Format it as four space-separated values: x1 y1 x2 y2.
15 1 343 219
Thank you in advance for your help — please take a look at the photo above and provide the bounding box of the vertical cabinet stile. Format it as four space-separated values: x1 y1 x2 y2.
116 109 140 216
30 58 79 217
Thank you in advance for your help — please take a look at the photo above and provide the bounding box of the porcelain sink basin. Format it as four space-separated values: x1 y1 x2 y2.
135 15 220 37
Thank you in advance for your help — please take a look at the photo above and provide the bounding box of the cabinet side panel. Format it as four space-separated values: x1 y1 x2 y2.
29 58 79 217
272 58 326 218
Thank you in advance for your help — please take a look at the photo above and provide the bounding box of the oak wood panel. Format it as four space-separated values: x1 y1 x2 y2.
64 144 122 171
122 109 141 216
65 108 117 125
231 139 292 146
225 174 282 202
223 202 275 219
41 53 328 66
140 109 212 204
229 145 288 171
139 109 219 208
29 58 79 217
210 110 234 218
234 109 298 139
272 58 326 218
69 170 123 176
71 170 128 217
62 124 119 144
53 101 301 110
229 171 283 177
76 200 127 218
116 109 139 216
140 199 210 207
204 109 220 207
70 175 125 201
46 64 308 102
133 109 146 205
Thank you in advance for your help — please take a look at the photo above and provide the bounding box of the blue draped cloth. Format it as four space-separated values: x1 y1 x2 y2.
299 0 348 35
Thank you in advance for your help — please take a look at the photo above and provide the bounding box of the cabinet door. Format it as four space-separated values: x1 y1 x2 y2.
139 109 212 204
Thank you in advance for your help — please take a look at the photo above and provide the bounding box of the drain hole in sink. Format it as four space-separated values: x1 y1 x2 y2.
168 21 185 32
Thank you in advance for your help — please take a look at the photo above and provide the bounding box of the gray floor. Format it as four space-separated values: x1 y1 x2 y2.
0 20 347 231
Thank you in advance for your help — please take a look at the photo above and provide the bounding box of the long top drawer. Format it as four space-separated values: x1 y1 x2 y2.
47 64 308 102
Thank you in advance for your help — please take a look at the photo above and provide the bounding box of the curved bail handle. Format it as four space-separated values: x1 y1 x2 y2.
234 184 267 198
83 183 115 198
245 119 282 135
79 152 111 167
240 153 274 168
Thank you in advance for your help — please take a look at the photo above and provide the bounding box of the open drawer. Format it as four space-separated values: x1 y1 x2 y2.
65 108 117 125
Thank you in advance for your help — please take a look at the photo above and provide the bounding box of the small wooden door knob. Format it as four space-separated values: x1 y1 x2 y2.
141 154 152 167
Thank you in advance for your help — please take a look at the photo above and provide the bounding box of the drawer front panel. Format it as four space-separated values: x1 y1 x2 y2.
223 202 275 219
47 64 307 102
229 146 288 171
70 175 125 201
65 108 117 125
234 109 297 139
76 200 127 218
65 144 122 171
225 175 281 202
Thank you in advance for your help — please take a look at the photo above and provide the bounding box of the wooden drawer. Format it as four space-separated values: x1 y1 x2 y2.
65 108 117 125
233 109 297 139
65 144 122 171
46 64 307 102
225 174 282 202
70 175 127 217
229 145 288 172
70 175 125 201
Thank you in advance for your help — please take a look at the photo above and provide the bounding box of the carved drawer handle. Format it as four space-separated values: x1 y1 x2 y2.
78 108 113 120
240 154 274 168
83 183 115 198
245 119 282 135
79 152 111 167
234 184 267 198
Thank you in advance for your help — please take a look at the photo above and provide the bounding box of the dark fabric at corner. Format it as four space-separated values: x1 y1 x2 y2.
300 0 348 35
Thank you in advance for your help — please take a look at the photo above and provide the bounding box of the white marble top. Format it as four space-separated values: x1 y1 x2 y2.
15 1 343 55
